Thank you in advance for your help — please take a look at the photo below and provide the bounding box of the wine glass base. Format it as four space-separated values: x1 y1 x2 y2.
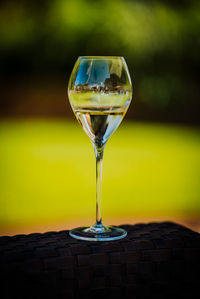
69 225 127 241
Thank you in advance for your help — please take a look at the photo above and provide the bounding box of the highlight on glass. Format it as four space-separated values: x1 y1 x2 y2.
68 56 132 241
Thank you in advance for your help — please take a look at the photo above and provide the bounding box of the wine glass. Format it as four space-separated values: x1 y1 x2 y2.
68 56 132 241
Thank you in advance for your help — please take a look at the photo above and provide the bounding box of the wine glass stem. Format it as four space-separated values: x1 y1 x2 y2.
94 145 105 227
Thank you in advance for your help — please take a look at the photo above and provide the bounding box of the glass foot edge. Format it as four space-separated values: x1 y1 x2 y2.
69 225 127 241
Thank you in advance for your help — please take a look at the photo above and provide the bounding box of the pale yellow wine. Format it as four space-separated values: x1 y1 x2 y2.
74 105 126 146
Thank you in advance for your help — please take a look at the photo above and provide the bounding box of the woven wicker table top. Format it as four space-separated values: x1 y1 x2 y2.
0 222 200 299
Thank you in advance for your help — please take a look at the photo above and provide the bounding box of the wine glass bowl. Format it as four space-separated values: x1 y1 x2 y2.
68 56 132 241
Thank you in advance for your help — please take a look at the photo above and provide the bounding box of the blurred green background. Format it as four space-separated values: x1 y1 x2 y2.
0 0 199 235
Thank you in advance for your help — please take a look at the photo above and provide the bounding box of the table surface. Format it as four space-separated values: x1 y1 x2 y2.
0 221 200 299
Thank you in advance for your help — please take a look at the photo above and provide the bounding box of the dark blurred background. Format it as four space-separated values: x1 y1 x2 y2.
0 0 200 123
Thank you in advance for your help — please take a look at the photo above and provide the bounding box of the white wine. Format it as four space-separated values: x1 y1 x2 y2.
74 106 126 147
69 91 131 147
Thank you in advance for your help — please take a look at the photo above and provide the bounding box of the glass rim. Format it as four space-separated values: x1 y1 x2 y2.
79 56 125 60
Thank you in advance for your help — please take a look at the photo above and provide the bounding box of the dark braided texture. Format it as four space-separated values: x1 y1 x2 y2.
0 222 200 299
